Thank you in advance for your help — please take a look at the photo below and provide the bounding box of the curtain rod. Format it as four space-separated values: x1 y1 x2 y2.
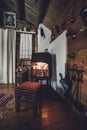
0 28 36 34
16 30 36 34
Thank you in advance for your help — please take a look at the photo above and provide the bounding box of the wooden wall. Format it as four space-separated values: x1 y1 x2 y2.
68 30 87 107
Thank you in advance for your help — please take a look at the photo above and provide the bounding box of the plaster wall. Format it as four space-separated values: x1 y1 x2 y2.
38 24 67 97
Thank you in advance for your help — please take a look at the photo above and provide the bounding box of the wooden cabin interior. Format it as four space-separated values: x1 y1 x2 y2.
0 0 87 130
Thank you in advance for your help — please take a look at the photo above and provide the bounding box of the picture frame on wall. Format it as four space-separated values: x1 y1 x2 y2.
4 11 16 28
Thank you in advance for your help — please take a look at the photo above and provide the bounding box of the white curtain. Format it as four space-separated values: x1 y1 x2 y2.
0 29 16 84
20 33 32 59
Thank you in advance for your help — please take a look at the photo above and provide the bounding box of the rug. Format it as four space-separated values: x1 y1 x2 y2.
0 93 13 119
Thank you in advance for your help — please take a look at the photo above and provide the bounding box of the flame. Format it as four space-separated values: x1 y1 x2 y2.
32 62 48 70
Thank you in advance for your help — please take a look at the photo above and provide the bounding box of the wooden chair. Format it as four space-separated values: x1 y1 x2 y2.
15 81 42 116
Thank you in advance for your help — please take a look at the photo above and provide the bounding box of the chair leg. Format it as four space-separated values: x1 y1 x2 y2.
15 95 20 112
32 101 37 117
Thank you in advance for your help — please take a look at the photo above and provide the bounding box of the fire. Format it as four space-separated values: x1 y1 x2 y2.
32 62 48 70
32 62 49 77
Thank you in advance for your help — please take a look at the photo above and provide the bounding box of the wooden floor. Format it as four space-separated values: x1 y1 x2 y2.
0 84 87 130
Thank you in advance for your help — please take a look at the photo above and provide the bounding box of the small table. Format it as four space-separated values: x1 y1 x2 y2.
15 81 42 116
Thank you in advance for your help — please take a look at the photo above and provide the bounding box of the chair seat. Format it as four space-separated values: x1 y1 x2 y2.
15 81 42 97
18 81 41 90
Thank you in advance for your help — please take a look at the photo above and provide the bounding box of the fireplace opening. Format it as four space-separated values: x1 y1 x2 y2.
32 62 49 77
31 52 52 86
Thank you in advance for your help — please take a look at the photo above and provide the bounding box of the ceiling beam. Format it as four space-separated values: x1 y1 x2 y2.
17 0 25 20
38 0 51 23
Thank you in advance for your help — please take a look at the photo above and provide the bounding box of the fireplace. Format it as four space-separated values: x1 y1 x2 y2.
31 52 52 86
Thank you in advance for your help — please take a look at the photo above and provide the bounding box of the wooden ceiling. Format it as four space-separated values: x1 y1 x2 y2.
0 0 87 34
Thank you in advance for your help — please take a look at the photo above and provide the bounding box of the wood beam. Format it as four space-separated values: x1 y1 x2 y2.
38 0 51 23
17 0 25 20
